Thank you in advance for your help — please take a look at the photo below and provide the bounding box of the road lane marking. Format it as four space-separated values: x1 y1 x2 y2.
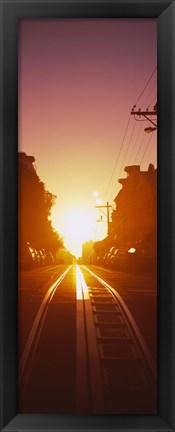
82 265 156 379
76 265 104 413
19 265 72 382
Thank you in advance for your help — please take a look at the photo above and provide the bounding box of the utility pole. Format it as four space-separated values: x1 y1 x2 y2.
95 201 112 236
131 103 157 129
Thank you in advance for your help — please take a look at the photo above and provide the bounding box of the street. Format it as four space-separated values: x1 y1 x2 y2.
18 263 157 414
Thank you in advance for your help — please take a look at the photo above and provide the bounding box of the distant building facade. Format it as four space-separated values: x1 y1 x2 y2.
18 152 36 173
82 240 96 264
111 164 157 253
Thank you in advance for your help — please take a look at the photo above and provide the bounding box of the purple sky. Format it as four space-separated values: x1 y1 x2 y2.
18 19 157 255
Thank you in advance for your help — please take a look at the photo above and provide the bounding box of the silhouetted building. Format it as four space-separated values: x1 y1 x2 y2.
111 164 157 254
18 152 36 174
82 240 96 264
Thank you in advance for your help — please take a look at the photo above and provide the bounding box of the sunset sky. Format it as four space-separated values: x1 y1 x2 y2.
18 19 157 257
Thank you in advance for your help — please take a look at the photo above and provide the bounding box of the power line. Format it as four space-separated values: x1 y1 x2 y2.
135 66 157 106
104 67 157 203
153 158 157 167
103 115 131 199
109 120 136 201
109 181 122 203
140 81 157 109
140 133 154 166
147 95 157 110
133 133 147 163
109 135 156 204
127 122 142 165
117 120 136 179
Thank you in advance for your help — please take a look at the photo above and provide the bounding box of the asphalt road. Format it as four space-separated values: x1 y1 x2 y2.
18 263 157 414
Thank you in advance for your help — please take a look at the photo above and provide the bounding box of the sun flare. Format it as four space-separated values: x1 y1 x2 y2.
59 207 96 257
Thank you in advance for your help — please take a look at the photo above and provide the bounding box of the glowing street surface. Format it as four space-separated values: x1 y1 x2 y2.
18 263 157 414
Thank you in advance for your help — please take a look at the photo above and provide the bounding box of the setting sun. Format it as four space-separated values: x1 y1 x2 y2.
59 208 96 257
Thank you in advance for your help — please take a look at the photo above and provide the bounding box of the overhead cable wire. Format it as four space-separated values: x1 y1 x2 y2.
135 66 157 106
133 133 147 164
110 130 154 202
117 120 136 180
103 115 131 199
107 68 156 203
109 182 121 203
140 82 157 109
109 120 136 200
153 158 157 167
140 133 154 166
147 95 157 110
127 122 143 165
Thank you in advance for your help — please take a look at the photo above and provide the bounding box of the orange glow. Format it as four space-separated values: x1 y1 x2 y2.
76 265 89 300
76 265 83 300
53 207 97 258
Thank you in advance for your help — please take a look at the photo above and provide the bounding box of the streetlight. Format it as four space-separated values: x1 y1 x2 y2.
144 126 157 133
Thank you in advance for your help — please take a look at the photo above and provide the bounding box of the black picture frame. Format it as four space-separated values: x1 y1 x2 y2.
0 0 174 431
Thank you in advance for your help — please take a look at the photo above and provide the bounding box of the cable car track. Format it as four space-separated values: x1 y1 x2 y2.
76 264 157 414
18 263 157 414
19 265 72 386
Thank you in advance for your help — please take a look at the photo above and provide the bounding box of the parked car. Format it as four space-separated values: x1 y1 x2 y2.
105 246 115 266
34 250 41 266
102 252 108 265
96 252 105 265
45 251 54 265
38 249 45 266
127 242 154 272
110 248 128 269
18 242 36 269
